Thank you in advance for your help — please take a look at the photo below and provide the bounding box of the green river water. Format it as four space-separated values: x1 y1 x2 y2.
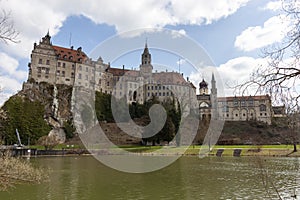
0 156 299 200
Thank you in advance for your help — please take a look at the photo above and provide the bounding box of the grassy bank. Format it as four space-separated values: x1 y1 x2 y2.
28 144 300 157
118 145 300 157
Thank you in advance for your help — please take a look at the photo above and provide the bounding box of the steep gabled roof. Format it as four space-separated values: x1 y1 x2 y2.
152 72 187 85
52 46 87 63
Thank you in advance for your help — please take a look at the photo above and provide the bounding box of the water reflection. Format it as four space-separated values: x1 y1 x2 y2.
0 156 299 200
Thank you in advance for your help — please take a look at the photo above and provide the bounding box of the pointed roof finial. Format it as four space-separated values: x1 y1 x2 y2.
46 29 50 37
145 37 148 48
212 72 215 81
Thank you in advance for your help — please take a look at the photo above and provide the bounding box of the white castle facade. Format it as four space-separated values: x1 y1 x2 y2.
27 33 280 124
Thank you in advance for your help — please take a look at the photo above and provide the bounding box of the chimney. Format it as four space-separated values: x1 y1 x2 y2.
187 77 189 82
71 46 74 50
77 47 82 52
181 73 183 76
122 65 125 70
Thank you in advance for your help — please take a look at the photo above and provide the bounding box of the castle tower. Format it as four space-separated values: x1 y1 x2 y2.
140 41 153 77
210 73 218 120
199 79 208 95
29 32 56 84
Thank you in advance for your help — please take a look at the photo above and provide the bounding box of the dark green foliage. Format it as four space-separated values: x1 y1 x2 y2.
0 96 51 145
160 116 175 143
63 120 76 139
94 92 181 145
95 92 113 122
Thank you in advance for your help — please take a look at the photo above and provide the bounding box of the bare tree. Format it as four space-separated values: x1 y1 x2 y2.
0 154 47 191
0 10 19 44
236 0 300 109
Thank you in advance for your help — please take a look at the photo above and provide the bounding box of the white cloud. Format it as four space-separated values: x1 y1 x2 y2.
264 1 282 11
235 15 290 51
170 0 249 25
0 52 19 74
171 29 186 38
176 58 186 65
0 53 26 105
0 0 250 58
0 0 250 104
0 52 27 80
0 76 22 93
189 57 267 96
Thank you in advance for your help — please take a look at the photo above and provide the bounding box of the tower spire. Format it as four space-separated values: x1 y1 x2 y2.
211 72 217 95
145 37 148 48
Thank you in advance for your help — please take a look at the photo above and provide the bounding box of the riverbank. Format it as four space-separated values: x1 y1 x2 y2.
13 144 299 158
117 145 300 157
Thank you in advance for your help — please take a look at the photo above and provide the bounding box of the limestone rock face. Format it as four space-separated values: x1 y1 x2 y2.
20 82 74 140
49 128 66 144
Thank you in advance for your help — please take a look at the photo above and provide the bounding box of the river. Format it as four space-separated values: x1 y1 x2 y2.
0 156 299 200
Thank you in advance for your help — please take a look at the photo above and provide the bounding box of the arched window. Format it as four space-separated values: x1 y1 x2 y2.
133 91 137 101
199 102 209 108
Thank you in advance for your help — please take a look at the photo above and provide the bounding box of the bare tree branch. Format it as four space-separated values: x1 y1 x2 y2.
236 0 300 110
0 10 19 44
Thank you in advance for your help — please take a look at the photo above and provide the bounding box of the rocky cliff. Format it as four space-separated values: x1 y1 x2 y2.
16 81 73 143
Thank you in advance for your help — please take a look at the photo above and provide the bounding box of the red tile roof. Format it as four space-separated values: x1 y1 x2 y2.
153 72 187 85
52 46 87 63
106 67 130 76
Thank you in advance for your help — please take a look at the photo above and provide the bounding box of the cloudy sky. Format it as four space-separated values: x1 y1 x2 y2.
0 0 288 105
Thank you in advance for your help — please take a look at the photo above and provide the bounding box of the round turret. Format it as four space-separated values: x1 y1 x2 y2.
199 79 208 89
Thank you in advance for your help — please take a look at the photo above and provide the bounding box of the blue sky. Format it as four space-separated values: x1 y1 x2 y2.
0 0 288 105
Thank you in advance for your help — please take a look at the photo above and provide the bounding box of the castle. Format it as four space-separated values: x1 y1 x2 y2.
27 32 278 124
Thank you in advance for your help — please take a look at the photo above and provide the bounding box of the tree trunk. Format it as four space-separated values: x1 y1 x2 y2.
293 142 297 152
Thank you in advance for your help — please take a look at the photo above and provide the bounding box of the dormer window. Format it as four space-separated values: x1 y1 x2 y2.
69 56 73 60
63 55 67 59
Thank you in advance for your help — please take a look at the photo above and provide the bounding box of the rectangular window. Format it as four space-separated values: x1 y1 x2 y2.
248 100 254 106
46 60 50 65
38 67 42 73
72 64 75 70
86 67 88 72
71 72 75 78
56 70 60 76
62 71 65 77
241 101 246 107
78 73 82 79
45 68 50 74
62 63 66 68
233 100 239 107
79 65 82 71
85 75 88 80
38 59 42 64
58 62 61 67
